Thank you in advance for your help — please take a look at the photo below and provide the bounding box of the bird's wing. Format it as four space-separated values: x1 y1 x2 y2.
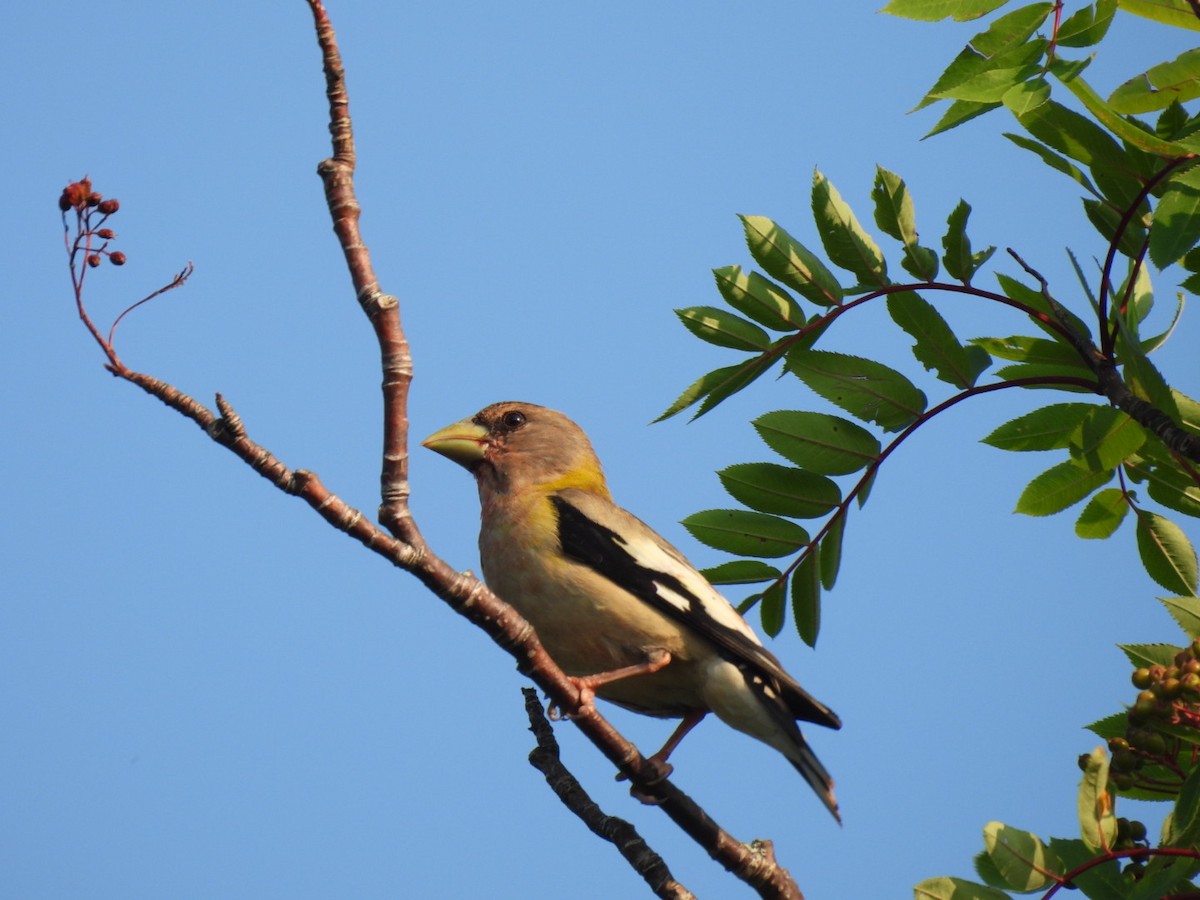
552 489 840 729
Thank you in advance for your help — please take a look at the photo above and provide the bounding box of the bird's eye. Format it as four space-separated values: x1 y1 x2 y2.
501 410 527 430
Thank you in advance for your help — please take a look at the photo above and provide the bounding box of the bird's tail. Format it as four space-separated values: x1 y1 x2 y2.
783 733 840 823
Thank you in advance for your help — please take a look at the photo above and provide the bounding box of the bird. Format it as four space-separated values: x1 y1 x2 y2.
422 401 841 819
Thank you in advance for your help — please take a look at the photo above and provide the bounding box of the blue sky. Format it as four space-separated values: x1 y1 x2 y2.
6 3 1199 898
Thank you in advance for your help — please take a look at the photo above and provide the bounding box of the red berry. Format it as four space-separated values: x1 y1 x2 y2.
97 198 119 215
86 192 102 207
87 254 101 268
109 251 127 266
97 228 114 239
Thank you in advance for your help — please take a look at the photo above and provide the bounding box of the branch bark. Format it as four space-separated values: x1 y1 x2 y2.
61 3 812 897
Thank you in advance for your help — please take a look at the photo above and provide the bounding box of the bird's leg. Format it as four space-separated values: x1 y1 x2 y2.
546 649 672 721
617 709 707 786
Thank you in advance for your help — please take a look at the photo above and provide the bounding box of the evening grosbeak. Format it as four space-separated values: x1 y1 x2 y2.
423 401 841 819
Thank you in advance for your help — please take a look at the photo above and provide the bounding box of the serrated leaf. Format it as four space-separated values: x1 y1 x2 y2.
1110 48 1200 114
754 410 880 475
712 266 805 331
889 292 990 387
993 362 1099 390
1004 132 1100 197
1001 76 1051 114
700 560 782 586
812 170 887 285
1015 459 1113 516
912 876 1012 900
918 5 1052 108
1161 596 1200 639
1058 69 1191 157
759 578 786 638
1169 760 1200 848
872 166 940 280
788 349 928 432
1140 291 1184 354
740 215 843 306
943 200 996 284
880 0 1010 22
1141 462 1200 518
1069 407 1147 470
1123 351 1180 416
675 306 771 351
1075 487 1128 539
970 334 1085 365
1118 0 1200 31
982 822 1059 891
656 355 776 422
1136 511 1199 594
924 99 1003 138
1078 747 1117 852
1151 163 1200 269
718 463 841 519
1047 837 1125 898
820 512 845 591
1056 0 1116 47
982 402 1097 450
681 509 809 558
792 549 820 647
1119 642 1186 668
1084 197 1147 258
994 272 1093 344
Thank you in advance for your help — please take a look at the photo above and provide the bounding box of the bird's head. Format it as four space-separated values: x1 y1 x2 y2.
422 401 610 498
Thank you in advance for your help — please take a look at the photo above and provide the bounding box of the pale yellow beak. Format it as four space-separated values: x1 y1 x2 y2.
421 418 489 468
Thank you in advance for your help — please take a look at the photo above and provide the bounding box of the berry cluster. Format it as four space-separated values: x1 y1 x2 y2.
59 177 126 267
1107 638 1200 794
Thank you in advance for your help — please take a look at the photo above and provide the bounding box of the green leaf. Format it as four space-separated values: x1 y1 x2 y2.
1136 511 1199 594
712 266 805 331
718 463 841 519
872 166 939 280
1077 746 1117 852
1015 98 1144 206
880 0 1011 22
889 292 991 387
759 578 786 638
1075 487 1128 539
675 306 771 351
792 549 820 647
1055 0 1116 47
912 877 1012 900
1047 838 1125 898
970 334 1086 366
681 509 810 558
1120 642 1185 668
1001 76 1050 115
811 169 887 285
1161 595 1200 640
1118 0 1200 31
993 362 1098 391
1004 132 1100 197
820 512 845 591
1110 49 1200 115
788 349 928 432
1015 459 1113 516
943 200 996 284
1084 197 1147 258
1151 163 1200 269
924 99 1003 138
1123 350 1180 416
1169 758 1200 848
1057 69 1192 158
982 822 1058 891
918 5 1052 108
753 410 880 475
982 402 1096 450
1141 461 1200 518
1068 407 1147 470
740 215 843 306
1139 291 1184 355
700 560 782 586
994 272 1093 345
656 354 777 422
